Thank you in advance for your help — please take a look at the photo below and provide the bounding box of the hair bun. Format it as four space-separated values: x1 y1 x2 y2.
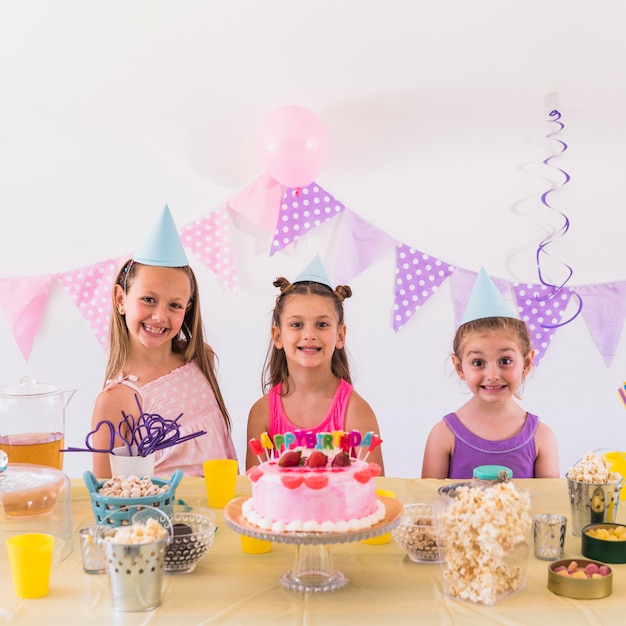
334 285 352 302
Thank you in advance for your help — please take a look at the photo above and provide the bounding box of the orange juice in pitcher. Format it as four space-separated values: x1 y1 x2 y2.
0 377 75 471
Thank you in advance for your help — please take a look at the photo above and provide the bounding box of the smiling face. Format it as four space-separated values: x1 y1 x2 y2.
115 264 192 351
452 328 534 403
272 292 346 372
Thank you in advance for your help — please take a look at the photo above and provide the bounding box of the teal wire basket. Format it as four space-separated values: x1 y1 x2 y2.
83 469 183 526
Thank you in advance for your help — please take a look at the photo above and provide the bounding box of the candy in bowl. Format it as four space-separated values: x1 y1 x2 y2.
164 510 216 574
391 503 441 563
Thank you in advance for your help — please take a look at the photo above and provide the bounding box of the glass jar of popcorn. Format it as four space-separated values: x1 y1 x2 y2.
434 479 531 606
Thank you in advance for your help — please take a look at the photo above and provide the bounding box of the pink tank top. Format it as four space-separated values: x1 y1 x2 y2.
108 362 238 477
268 379 353 450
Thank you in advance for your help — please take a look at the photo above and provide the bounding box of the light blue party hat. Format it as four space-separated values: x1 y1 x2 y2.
294 254 332 289
133 204 189 267
460 267 518 325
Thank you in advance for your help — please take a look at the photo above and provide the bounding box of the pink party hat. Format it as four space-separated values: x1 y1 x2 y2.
460 267 518 325
133 204 189 267
294 254 332 289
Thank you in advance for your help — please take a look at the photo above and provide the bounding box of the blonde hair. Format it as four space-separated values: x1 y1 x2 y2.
262 277 353 394
104 260 231 431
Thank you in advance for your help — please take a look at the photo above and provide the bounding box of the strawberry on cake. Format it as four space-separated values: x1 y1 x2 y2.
243 442 386 533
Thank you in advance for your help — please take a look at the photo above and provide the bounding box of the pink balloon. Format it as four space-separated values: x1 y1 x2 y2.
257 105 329 188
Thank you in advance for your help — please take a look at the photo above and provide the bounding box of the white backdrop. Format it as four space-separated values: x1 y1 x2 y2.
1 1 625 478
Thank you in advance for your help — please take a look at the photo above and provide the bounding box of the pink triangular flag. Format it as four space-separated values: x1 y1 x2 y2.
228 172 283 234
331 209 397 284
180 205 238 291
512 282 576 366
450 268 515 328
577 281 626 367
270 182 345 256
392 244 455 332
0 275 53 361
56 256 127 350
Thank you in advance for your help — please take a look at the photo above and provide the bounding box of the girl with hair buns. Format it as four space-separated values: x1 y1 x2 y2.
246 256 384 473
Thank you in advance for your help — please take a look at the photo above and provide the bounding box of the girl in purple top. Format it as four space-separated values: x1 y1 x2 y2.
421 315 559 479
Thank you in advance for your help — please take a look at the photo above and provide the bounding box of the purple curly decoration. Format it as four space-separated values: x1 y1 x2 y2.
535 109 582 328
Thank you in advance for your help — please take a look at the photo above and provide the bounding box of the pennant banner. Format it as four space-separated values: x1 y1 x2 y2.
512 282 576 365
392 245 455 332
577 281 626 367
331 209 397 285
0 275 52 361
227 172 283 235
0 173 625 368
56 257 127 350
180 204 238 291
270 182 345 255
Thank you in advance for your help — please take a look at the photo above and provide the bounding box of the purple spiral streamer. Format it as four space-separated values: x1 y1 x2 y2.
535 109 582 328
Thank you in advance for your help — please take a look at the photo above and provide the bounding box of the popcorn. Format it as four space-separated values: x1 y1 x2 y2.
567 452 622 484
106 518 168 545
437 482 531 606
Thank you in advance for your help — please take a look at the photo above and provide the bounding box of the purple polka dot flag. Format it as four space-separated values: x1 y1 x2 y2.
393 244 455 332
270 182 345 256
180 204 238 291
56 256 128 349
512 282 576 365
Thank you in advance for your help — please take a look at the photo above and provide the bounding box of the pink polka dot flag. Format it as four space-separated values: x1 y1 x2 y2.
270 182 345 256
56 256 127 349
393 244 455 332
180 204 237 291
512 282 576 365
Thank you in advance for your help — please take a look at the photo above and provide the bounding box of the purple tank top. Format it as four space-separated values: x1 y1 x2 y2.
444 412 539 479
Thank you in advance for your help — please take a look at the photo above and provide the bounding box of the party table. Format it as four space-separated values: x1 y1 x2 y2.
1 476 625 625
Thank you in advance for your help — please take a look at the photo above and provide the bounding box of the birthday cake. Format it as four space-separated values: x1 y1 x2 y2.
243 430 385 533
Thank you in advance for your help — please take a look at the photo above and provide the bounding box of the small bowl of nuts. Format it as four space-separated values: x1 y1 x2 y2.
83 469 183 526
391 503 441 563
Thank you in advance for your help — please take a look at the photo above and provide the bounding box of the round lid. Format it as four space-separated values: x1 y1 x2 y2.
0 463 68 517
0 376 64 398
472 465 513 481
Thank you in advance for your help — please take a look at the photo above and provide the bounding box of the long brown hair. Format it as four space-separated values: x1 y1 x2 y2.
262 277 353 394
104 259 231 431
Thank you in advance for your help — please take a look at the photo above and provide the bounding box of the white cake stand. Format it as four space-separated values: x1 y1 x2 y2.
224 496 403 593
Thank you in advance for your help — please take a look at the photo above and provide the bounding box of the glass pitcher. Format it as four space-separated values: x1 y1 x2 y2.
0 377 76 470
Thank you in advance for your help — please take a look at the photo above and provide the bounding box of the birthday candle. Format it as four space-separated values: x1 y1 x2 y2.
248 438 264 464
260 432 274 459
362 434 383 461
359 431 373 459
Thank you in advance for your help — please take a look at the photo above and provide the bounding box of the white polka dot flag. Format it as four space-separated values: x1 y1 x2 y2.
180 204 237 291
512 282 576 365
0 275 52 361
56 256 128 350
270 182 345 256
393 245 455 332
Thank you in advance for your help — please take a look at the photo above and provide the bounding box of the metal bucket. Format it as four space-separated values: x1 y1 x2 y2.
102 535 167 611
567 477 623 537
97 505 171 612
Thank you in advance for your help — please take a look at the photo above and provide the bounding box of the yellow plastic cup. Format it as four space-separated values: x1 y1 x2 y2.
240 535 272 554
203 458 238 508
6 533 55 598
604 452 626 500
362 488 396 545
